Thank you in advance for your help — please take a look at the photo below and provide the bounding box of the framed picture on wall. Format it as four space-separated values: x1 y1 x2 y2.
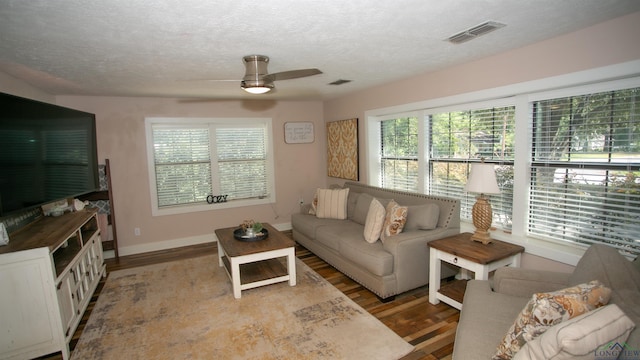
284 122 314 144
326 118 358 181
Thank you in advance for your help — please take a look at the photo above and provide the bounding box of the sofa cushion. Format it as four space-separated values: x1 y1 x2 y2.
493 280 612 360
363 198 386 243
291 213 346 241
454 280 531 360
315 188 349 219
381 200 408 243
346 191 360 220
352 192 374 225
512 304 635 360
339 235 394 277
404 203 440 231
315 221 364 252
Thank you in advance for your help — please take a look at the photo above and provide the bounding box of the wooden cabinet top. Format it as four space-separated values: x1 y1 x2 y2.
428 232 524 265
0 209 97 255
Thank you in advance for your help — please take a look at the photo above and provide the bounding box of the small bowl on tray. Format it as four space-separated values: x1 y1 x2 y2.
233 228 269 242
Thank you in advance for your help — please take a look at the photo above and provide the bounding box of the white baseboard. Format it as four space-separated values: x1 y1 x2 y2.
116 222 293 257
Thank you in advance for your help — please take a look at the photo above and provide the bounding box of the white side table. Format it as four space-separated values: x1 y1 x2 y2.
428 233 524 310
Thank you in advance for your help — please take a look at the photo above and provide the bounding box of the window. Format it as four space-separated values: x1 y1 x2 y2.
380 117 419 192
430 106 515 228
529 87 640 254
146 118 275 215
374 106 515 229
368 64 640 261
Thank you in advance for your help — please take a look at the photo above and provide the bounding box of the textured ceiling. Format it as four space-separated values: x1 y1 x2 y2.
1 0 639 100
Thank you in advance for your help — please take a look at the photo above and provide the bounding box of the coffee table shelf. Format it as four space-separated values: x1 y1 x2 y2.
220 256 289 285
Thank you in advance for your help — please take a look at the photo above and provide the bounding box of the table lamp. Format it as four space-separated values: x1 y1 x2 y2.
464 161 500 244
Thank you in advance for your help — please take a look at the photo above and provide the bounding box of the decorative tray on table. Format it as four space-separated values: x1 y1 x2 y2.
233 228 269 242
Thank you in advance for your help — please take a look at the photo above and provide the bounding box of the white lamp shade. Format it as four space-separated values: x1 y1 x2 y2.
465 163 500 194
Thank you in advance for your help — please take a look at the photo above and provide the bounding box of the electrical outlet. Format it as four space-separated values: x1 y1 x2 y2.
134 227 141 236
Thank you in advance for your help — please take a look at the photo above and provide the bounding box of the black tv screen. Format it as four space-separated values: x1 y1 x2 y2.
0 93 99 217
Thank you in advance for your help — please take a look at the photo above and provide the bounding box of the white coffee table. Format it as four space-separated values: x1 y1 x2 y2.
215 223 296 299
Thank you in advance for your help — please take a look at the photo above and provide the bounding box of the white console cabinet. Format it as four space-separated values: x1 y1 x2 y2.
0 209 106 360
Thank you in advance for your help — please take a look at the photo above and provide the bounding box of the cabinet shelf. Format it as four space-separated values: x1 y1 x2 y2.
52 238 82 278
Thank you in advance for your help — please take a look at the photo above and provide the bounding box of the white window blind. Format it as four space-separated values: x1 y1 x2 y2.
430 106 515 229
216 127 268 200
529 87 640 255
380 117 419 192
152 126 212 207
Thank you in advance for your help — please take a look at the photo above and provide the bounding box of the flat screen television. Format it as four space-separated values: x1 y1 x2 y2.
0 92 99 217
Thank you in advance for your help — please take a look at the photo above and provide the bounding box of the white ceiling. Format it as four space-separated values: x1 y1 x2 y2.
1 0 639 101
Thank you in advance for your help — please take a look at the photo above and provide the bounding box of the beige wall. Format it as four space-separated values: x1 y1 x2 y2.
0 72 55 104
54 96 325 255
324 11 640 185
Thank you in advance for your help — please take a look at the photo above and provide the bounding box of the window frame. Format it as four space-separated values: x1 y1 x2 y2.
145 117 276 216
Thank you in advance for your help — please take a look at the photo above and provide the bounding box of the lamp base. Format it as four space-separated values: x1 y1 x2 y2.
471 195 493 245
470 230 492 244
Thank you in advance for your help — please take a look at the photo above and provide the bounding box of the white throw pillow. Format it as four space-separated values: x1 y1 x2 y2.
363 198 386 243
513 304 635 360
315 188 349 219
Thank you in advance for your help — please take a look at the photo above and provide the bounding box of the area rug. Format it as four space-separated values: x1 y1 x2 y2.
71 254 413 359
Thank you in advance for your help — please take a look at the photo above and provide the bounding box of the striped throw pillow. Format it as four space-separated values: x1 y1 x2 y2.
315 188 350 219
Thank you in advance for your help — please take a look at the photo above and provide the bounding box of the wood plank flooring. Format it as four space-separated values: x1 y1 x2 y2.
39 233 458 360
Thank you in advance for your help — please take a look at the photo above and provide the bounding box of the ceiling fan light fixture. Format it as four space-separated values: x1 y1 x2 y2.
241 80 274 94
242 86 272 94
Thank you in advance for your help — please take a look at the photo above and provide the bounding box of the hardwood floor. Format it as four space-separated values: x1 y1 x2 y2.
41 233 459 360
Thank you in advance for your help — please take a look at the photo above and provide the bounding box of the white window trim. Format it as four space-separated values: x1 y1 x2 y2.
145 117 276 217
365 59 640 266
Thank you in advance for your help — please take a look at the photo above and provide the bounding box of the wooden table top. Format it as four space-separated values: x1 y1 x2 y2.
214 223 295 258
428 232 524 265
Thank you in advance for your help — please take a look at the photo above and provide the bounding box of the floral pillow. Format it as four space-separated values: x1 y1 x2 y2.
492 280 612 360
380 200 408 243
308 189 318 215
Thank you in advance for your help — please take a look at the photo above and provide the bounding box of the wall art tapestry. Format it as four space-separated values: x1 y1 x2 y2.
327 118 359 180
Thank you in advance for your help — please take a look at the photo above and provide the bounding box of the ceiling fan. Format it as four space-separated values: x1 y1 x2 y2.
239 55 322 94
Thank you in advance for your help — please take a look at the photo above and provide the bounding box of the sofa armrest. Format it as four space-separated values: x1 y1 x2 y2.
383 228 458 292
493 267 571 297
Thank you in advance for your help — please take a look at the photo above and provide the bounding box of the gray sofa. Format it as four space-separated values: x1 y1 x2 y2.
292 181 460 299
453 244 640 359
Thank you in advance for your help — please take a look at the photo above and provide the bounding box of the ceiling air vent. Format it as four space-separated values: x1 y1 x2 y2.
329 79 352 85
447 21 506 44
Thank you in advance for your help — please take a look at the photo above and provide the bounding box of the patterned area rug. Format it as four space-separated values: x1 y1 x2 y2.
72 255 413 359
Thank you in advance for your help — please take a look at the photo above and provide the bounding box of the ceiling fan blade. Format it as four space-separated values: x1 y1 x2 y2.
266 68 322 81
